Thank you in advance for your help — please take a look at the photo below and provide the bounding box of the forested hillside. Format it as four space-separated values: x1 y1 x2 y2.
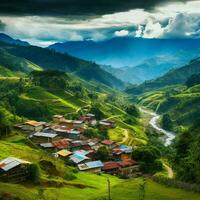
126 57 200 95
0 41 124 89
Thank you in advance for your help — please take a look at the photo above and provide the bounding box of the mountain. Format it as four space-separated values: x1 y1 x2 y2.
126 57 200 95
0 33 30 46
49 37 200 68
102 51 200 84
0 41 124 89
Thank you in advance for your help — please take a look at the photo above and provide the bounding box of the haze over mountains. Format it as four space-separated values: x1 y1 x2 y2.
49 37 200 83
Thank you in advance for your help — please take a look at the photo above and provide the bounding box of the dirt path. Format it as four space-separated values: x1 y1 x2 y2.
119 129 129 144
163 163 174 178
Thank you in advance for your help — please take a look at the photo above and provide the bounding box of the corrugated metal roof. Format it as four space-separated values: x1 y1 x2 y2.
0 157 30 172
33 132 58 138
78 160 103 171
69 153 89 164
40 143 54 148
57 149 72 157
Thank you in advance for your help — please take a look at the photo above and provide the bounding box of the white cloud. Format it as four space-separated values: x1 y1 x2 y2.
114 29 129 37
1 0 200 46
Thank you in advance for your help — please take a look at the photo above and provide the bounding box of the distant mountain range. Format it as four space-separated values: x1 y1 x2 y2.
49 37 200 68
101 50 200 84
126 57 200 95
0 33 30 46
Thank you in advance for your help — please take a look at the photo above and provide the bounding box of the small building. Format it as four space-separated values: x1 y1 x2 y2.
40 143 54 149
73 120 84 129
22 120 44 132
53 115 65 123
67 129 80 140
57 149 72 158
99 119 116 129
59 119 74 129
113 145 133 160
102 161 120 174
118 159 139 178
0 157 31 182
101 140 116 149
52 139 71 149
78 160 103 173
31 132 58 143
69 153 90 165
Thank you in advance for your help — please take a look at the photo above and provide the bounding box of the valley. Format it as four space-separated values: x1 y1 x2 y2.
0 33 199 200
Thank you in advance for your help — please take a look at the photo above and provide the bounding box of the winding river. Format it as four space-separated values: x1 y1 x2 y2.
140 108 175 146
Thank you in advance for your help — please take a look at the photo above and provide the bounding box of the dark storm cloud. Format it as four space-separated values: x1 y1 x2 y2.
0 0 192 16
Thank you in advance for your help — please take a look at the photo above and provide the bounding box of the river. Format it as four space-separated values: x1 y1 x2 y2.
140 108 175 146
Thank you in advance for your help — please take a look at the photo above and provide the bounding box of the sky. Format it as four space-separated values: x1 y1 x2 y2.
0 0 200 46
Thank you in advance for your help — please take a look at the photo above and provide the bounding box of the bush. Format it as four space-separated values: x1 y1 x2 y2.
64 172 76 180
28 163 40 183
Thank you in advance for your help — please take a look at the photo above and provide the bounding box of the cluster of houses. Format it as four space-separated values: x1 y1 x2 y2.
1 113 139 182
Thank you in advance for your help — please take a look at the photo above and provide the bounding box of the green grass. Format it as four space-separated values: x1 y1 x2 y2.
1 134 200 200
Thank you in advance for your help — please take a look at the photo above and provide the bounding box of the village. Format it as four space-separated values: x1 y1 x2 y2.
0 113 139 182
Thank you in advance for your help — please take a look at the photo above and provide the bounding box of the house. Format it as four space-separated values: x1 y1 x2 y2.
59 119 74 129
53 115 65 123
57 149 72 158
22 120 44 132
80 113 96 125
99 119 116 129
69 153 90 164
73 120 84 129
0 157 31 182
102 161 120 174
101 140 116 149
52 139 71 149
78 160 103 173
113 145 133 160
40 143 54 149
118 159 139 178
30 132 59 143
67 129 80 140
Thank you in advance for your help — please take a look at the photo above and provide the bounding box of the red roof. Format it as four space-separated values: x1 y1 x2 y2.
118 159 137 168
101 140 114 145
102 161 120 171
52 139 70 149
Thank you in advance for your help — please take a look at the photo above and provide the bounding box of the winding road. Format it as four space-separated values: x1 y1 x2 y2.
140 108 175 146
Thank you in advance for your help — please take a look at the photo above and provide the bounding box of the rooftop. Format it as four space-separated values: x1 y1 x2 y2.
101 140 114 145
33 132 58 138
69 153 89 164
0 157 30 172
78 160 103 171
52 139 70 149
25 120 43 127
57 149 72 157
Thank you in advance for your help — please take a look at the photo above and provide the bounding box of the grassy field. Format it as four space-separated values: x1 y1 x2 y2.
1 134 200 199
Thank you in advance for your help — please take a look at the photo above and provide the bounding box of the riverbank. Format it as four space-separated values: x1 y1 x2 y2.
139 107 175 146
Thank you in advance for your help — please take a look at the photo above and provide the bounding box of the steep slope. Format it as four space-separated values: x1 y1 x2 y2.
0 33 30 46
126 57 200 95
0 48 42 76
0 41 124 88
49 37 200 68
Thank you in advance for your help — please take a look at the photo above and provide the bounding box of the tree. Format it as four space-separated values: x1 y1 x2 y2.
161 113 173 130
28 164 40 183
94 146 110 161
132 146 162 174
125 104 140 118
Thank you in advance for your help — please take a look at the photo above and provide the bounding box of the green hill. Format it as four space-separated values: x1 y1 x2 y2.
126 57 200 95
0 41 124 89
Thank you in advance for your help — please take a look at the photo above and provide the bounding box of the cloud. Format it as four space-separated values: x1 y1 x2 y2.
0 0 189 17
115 30 129 37
1 0 200 46
0 20 6 30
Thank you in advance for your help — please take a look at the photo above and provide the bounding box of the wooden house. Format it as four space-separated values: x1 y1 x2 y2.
78 160 103 173
0 157 31 183
30 132 59 143
22 120 44 132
